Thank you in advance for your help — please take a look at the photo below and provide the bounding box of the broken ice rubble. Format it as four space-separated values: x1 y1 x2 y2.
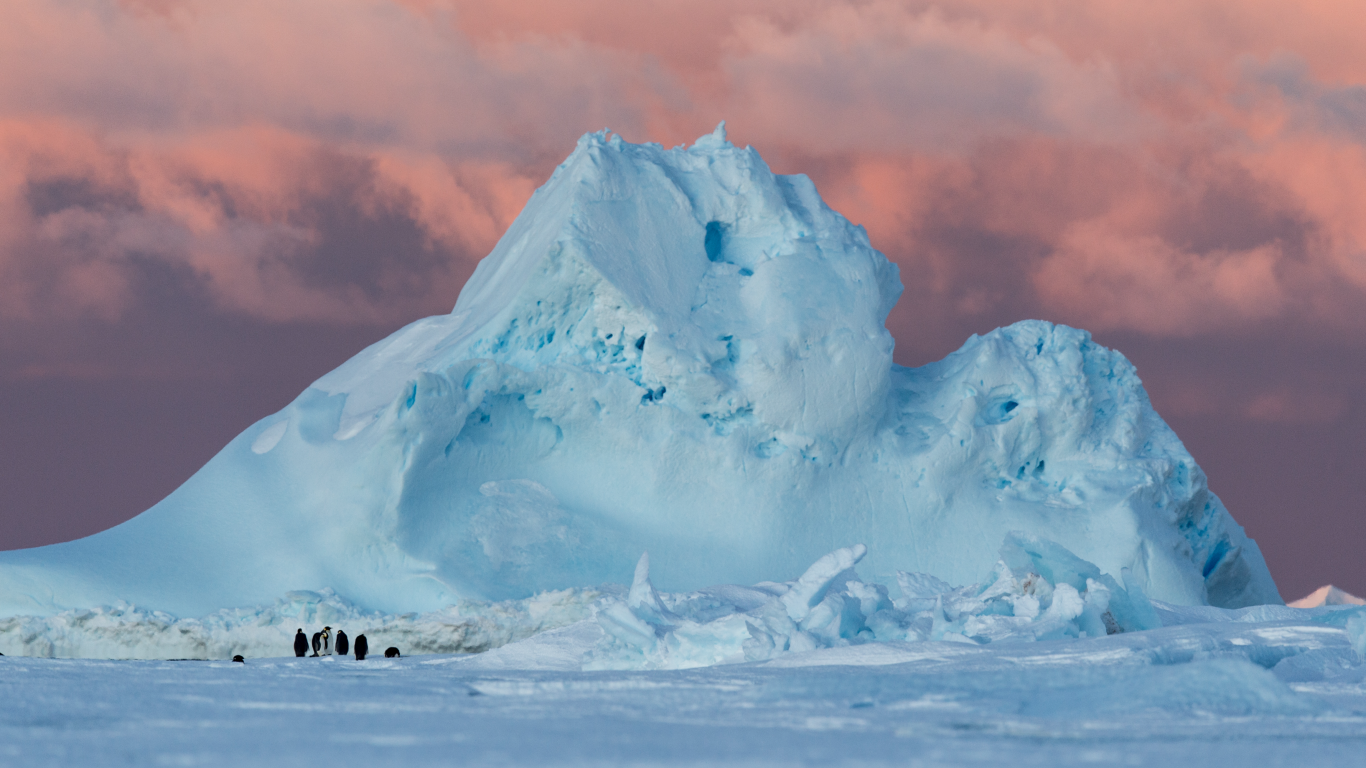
3 533 1361 672
585 533 1164 670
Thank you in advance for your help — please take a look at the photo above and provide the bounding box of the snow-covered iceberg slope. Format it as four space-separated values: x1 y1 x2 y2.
0 124 1280 619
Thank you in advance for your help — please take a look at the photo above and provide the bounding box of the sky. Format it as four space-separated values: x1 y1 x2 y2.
1 0 1364 601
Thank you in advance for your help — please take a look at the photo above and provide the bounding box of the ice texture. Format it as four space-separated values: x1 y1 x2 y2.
0 124 1279 619
581 534 1170 670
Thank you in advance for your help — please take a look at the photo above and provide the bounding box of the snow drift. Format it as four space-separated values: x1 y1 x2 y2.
0 124 1279 621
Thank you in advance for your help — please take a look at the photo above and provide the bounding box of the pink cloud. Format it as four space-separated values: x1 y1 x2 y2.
0 117 537 325
718 3 1147 153
1034 224 1287 335
1 0 1366 347
1244 389 1346 424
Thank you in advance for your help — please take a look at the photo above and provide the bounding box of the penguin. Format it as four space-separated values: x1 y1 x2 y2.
335 629 349 657
232 655 245 663
354 633 368 661
311 631 322 657
320 626 332 656
384 647 400 658
293 629 308 657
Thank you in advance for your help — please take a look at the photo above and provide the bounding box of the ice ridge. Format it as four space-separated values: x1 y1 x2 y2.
586 534 1168 670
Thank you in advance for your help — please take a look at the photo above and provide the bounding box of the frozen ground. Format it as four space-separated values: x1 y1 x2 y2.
5 613 1366 768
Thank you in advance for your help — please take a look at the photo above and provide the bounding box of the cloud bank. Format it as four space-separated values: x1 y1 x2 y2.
4 0 1366 595
2 0 1361 343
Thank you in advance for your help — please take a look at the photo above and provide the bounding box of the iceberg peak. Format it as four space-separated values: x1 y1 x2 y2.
692 120 730 150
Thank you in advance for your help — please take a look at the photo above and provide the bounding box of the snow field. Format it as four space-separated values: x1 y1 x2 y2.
3 615 1365 768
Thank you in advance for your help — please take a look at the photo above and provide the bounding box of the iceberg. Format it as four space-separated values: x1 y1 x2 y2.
0 123 1280 622
1289 585 1366 608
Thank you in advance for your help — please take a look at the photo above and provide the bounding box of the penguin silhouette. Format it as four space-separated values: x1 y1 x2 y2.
335 630 349 657
384 647 400 658
354 634 368 661
311 631 322 657
232 655 245 663
293 629 308 657
320 627 332 656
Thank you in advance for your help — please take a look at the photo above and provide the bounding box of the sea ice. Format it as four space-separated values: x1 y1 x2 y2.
0 587 597 660
4 635 1364 768
2 532 1361 768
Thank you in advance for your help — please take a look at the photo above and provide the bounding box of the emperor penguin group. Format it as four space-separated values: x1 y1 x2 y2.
294 627 374 661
